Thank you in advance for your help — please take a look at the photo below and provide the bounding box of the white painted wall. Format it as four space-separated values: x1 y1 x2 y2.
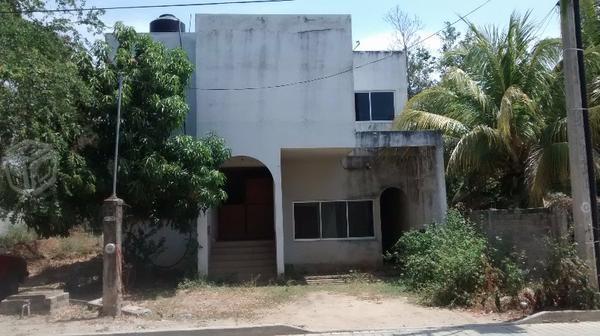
194 14 357 161
353 51 408 132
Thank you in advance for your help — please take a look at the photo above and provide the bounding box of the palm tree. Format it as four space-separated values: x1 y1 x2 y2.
395 12 567 208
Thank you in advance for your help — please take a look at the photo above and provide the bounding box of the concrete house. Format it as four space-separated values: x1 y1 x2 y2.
144 13 447 279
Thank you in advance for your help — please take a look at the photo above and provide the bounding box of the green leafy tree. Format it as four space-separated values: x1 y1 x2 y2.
1 1 230 237
395 12 565 208
0 0 103 236
438 21 471 75
83 23 230 233
407 46 437 97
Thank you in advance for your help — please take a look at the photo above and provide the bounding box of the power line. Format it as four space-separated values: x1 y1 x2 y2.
0 0 294 14
190 0 494 91
407 0 492 51
191 59 370 91
535 3 559 37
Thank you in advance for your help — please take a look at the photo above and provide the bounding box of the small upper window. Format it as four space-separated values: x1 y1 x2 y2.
355 91 395 121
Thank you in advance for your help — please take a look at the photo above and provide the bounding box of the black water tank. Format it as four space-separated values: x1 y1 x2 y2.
150 14 185 32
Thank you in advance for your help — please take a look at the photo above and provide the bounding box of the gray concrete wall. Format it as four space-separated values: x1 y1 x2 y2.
281 146 443 272
469 208 568 272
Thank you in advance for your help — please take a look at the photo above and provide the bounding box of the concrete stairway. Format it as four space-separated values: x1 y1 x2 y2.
209 240 276 282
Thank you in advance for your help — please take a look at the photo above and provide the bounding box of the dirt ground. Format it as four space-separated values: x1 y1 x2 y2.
1 235 521 335
0 282 519 335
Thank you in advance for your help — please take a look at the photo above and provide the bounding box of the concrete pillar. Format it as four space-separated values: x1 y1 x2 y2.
102 197 123 317
273 168 285 276
196 210 210 277
434 139 448 220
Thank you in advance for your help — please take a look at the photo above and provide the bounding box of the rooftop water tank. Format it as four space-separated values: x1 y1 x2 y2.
150 14 185 33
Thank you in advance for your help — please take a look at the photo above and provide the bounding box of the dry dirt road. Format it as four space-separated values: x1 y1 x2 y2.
0 290 515 336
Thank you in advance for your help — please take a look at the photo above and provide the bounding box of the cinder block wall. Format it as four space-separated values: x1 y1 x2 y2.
468 208 568 275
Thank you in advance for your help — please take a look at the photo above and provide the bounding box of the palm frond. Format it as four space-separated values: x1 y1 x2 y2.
442 68 496 121
405 85 491 128
447 126 508 176
395 109 469 138
500 11 536 89
591 76 600 106
404 86 458 113
523 38 561 99
526 142 570 205
583 46 600 80
462 22 506 102
589 105 600 147
497 85 539 147
539 118 568 146
581 0 600 47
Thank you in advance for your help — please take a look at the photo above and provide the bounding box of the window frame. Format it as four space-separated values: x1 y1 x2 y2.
354 90 396 122
292 199 376 241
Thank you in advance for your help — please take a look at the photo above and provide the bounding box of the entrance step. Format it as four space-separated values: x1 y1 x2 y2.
302 273 384 285
209 240 276 282
212 240 275 248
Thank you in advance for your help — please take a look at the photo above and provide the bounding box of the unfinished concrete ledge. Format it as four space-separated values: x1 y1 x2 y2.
515 310 600 324
0 298 30 316
0 290 68 315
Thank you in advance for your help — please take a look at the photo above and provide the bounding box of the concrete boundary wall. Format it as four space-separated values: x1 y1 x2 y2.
469 208 568 273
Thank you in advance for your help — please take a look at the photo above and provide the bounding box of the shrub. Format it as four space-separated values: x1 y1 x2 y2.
537 237 600 309
387 209 600 310
386 210 488 306
45 228 101 259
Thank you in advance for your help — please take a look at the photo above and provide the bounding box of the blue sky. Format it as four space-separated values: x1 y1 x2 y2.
85 0 560 51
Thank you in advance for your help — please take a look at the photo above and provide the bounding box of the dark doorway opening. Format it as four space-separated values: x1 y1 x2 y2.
380 187 408 253
218 167 274 241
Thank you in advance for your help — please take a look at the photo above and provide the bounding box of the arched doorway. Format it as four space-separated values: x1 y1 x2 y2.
380 187 408 253
210 156 276 281
218 156 274 241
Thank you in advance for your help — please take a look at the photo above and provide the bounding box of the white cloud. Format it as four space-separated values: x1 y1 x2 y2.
354 31 396 51
416 31 443 53
355 30 443 54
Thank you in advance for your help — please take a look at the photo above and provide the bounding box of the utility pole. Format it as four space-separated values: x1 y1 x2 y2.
560 0 599 289
102 73 124 316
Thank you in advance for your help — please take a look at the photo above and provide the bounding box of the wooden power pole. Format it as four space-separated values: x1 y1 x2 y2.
560 0 599 289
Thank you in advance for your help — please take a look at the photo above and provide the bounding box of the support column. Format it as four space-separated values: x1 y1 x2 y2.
273 173 285 276
102 197 123 317
433 138 448 220
561 0 599 288
196 210 210 277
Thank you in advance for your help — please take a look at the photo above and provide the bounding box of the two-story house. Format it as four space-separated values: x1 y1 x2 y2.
140 13 447 280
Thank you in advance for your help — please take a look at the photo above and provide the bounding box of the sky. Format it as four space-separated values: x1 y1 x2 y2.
81 0 561 51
